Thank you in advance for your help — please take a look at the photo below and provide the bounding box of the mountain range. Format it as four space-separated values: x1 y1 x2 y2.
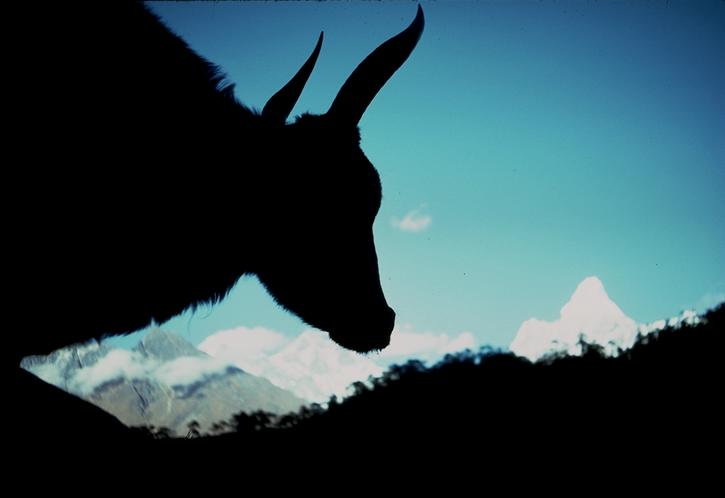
21 275 709 435
199 328 385 403
21 329 304 436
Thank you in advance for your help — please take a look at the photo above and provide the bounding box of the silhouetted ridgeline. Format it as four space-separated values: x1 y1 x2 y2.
183 303 723 456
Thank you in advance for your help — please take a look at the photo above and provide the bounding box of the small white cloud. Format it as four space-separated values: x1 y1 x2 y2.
392 207 432 232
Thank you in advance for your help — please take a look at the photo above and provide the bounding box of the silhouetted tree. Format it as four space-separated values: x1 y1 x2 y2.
186 420 201 439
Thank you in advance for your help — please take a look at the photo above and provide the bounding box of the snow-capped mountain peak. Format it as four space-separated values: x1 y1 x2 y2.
201 328 384 403
561 277 622 321
266 330 384 402
510 276 704 361
510 276 639 361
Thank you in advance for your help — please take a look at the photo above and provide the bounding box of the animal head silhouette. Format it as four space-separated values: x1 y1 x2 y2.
250 7 424 352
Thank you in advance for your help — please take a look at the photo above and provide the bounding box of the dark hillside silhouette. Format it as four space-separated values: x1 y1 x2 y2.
199 304 723 458
7 3 423 444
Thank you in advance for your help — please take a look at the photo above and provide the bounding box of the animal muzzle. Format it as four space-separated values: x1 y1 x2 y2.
328 306 396 353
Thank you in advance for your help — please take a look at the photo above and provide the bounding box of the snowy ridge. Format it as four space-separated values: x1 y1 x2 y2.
200 329 383 403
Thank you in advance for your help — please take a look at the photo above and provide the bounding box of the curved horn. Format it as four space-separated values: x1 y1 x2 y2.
327 5 424 125
262 32 324 123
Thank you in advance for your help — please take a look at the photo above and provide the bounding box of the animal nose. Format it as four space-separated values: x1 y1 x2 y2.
327 305 396 353
358 306 395 350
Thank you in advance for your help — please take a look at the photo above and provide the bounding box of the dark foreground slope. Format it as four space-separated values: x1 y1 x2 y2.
193 304 723 457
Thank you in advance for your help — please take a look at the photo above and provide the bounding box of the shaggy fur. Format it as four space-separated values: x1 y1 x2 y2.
7 2 423 364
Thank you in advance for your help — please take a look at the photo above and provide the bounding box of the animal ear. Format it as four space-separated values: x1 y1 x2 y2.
262 32 324 123
326 5 424 126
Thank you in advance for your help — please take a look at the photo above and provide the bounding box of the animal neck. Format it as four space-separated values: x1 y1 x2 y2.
139 113 288 321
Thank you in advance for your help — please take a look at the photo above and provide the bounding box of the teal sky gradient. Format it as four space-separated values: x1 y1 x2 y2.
114 1 725 350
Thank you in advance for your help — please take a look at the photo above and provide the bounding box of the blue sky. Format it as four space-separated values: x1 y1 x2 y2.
118 1 725 352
